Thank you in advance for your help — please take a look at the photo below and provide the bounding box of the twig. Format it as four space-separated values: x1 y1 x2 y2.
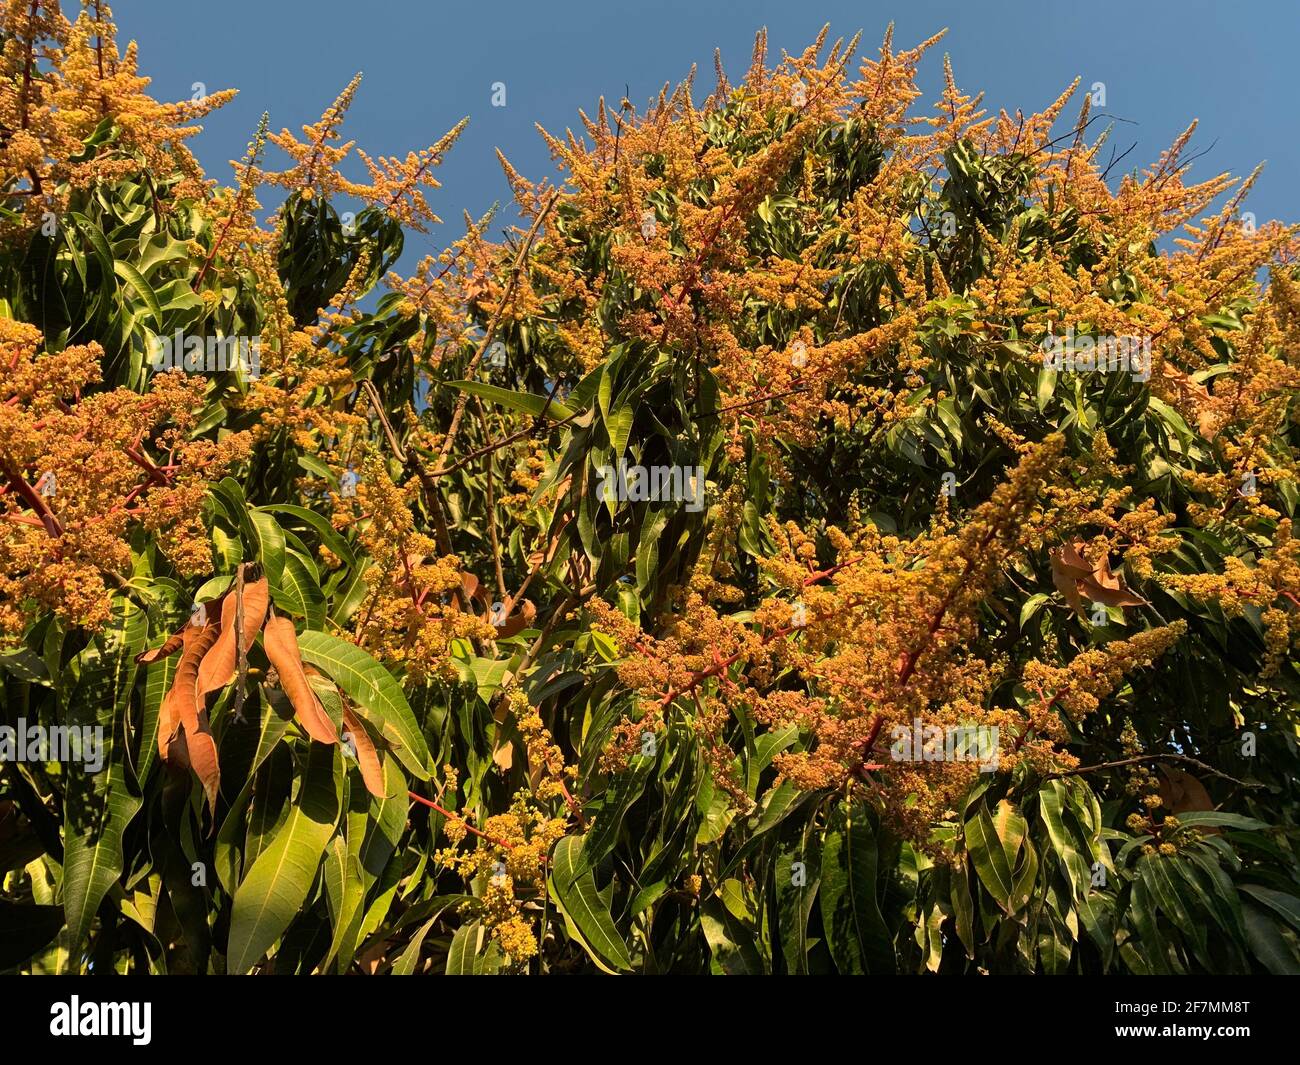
232 563 248 723
430 409 580 479
1045 752 1262 790
475 398 508 602
432 189 560 473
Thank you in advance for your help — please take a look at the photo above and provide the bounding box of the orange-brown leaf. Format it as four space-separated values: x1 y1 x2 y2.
196 577 270 698
494 598 537 638
263 612 338 745
1049 555 1085 614
136 628 186 664
161 621 222 814
1051 541 1093 580
1080 554 1148 607
342 707 385 798
461 571 490 609
1050 542 1146 612
1159 765 1215 814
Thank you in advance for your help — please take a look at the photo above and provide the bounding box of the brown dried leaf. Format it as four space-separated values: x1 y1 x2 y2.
1079 554 1148 607
1049 547 1085 614
197 576 270 698
461 572 490 610
1050 542 1146 612
1158 363 1219 441
494 598 537 638
263 611 338 745
136 628 186 664
1159 765 1215 814
1052 541 1093 580
161 621 222 815
342 707 385 798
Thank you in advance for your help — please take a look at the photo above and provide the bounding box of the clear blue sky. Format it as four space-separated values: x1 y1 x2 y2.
118 0 1297 271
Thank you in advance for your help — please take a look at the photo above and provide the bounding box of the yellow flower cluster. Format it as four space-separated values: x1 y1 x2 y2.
587 435 1196 845
508 686 575 802
0 322 248 636
0 1 235 234
345 455 496 679
435 792 567 964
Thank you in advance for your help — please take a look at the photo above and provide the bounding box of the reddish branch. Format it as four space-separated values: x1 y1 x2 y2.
407 791 512 847
406 790 554 864
3 469 62 537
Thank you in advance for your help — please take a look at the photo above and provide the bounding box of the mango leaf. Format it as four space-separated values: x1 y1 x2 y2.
62 599 147 969
226 744 342 973
273 550 326 630
818 802 896 974
322 835 366 973
445 919 505 974
1176 811 1267 831
391 915 436 975
447 380 574 421
1242 903 1300 974
297 630 431 780
0 901 66 970
1239 885 1300 932
700 897 765 974
549 835 632 972
260 503 357 566
605 403 633 464
247 509 287 589
965 799 1027 912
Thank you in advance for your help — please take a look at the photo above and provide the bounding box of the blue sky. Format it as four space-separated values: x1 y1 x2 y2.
118 0 1297 271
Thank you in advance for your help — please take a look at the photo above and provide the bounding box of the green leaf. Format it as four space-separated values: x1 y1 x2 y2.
1019 592 1050 630
1242 903 1300 974
965 799 1026 912
247 508 287 589
445 920 481 974
605 404 633 463
392 915 436 975
1239 885 1300 933
273 550 326 630
445 919 504 974
214 695 294 895
113 259 163 327
0 901 66 970
1038 779 1093 897
136 654 176 785
62 600 146 969
1036 366 1057 412
446 380 574 421
950 859 977 958
297 631 431 780
260 504 357 566
226 744 342 974
1176 811 1268 831
322 835 366 973
775 826 821 974
549 835 632 972
700 897 764 974
1138 854 1206 957
818 802 895 974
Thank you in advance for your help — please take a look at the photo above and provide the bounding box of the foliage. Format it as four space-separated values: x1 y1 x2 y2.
2 5 1299 974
